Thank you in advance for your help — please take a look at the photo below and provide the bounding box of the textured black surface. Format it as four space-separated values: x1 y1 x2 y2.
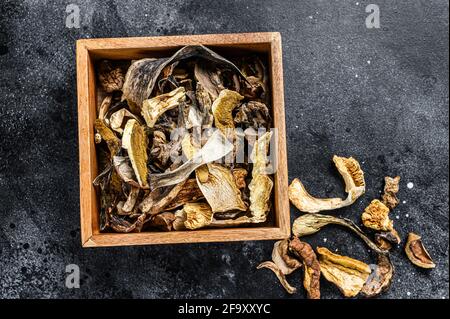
0 0 448 299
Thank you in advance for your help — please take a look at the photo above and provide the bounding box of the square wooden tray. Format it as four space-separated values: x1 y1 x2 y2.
76 32 289 247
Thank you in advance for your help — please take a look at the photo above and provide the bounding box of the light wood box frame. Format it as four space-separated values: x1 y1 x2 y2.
76 32 289 247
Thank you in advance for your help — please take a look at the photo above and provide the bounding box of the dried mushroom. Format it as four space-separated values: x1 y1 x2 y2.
405 232 436 269
249 131 273 223
183 202 214 230
375 230 401 251
381 176 400 210
316 247 371 298
361 199 393 232
211 89 244 133
257 239 302 294
148 212 175 231
289 237 321 299
112 156 140 187
94 119 121 157
196 163 247 213
98 95 112 120
289 155 365 213
122 119 148 188
361 254 394 297
109 108 140 134
164 179 204 210
141 87 186 128
234 101 270 129
98 60 124 93
292 213 388 255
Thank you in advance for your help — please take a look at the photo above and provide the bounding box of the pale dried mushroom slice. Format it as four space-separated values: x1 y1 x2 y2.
183 202 214 230
381 176 401 210
149 129 233 189
141 86 186 128
288 237 321 299
98 95 113 120
211 89 244 133
112 156 140 188
122 186 140 213
361 254 394 297
292 213 388 255
109 108 141 134
405 232 436 269
248 131 274 223
122 119 148 188
289 156 365 213
139 180 188 214
317 247 371 298
196 163 247 213
173 209 187 231
94 119 121 157
362 199 393 232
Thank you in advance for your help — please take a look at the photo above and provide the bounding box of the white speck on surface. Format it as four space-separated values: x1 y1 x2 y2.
335 248 339 252
356 2 360 5
407 182 414 189
295 125 299 129
407 291 411 296
355 74 359 78
396 215 400 219
308 15 313 19
403 200 407 204
405 214 409 217
337 45 341 49
323 238 327 243
367 60 371 64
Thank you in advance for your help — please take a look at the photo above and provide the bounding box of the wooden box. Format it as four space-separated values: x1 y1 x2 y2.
76 32 289 247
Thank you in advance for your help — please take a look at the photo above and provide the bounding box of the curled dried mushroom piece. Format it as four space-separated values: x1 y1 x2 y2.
257 240 302 294
317 247 371 298
211 89 244 133
292 213 388 255
141 87 186 128
122 119 148 188
405 232 436 269
289 155 365 213
183 202 214 230
381 176 400 210
361 199 393 232
289 237 321 299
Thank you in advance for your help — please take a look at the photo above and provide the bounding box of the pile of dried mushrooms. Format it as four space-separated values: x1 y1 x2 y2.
93 45 274 233
259 156 436 299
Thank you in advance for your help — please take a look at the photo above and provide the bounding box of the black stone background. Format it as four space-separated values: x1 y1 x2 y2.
0 0 448 299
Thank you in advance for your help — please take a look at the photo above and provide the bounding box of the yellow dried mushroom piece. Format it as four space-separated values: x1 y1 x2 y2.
211 89 244 133
183 202 214 230
94 119 121 157
405 232 436 269
141 86 186 127
316 247 371 298
289 155 365 213
361 199 393 232
122 119 148 188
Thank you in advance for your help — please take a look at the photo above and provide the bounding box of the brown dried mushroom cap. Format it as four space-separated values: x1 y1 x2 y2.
122 119 148 188
375 230 401 251
148 212 176 231
98 60 124 93
381 176 401 210
405 232 436 269
164 179 204 211
141 87 186 128
317 247 371 298
289 156 365 213
361 199 393 232
211 89 244 133
289 237 321 299
361 254 394 297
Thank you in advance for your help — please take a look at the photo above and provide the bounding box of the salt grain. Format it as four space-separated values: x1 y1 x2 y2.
407 182 414 189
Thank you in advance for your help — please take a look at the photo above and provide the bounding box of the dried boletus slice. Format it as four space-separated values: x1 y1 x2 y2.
375 230 401 250
141 87 186 128
109 108 141 135
381 176 400 210
316 247 371 298
289 237 321 299
211 89 244 133
361 199 393 232
292 213 388 255
361 254 394 297
249 131 274 223
257 240 302 294
183 202 214 230
122 119 148 188
196 163 247 213
288 155 365 213
405 232 436 269
94 119 121 157
148 212 176 231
